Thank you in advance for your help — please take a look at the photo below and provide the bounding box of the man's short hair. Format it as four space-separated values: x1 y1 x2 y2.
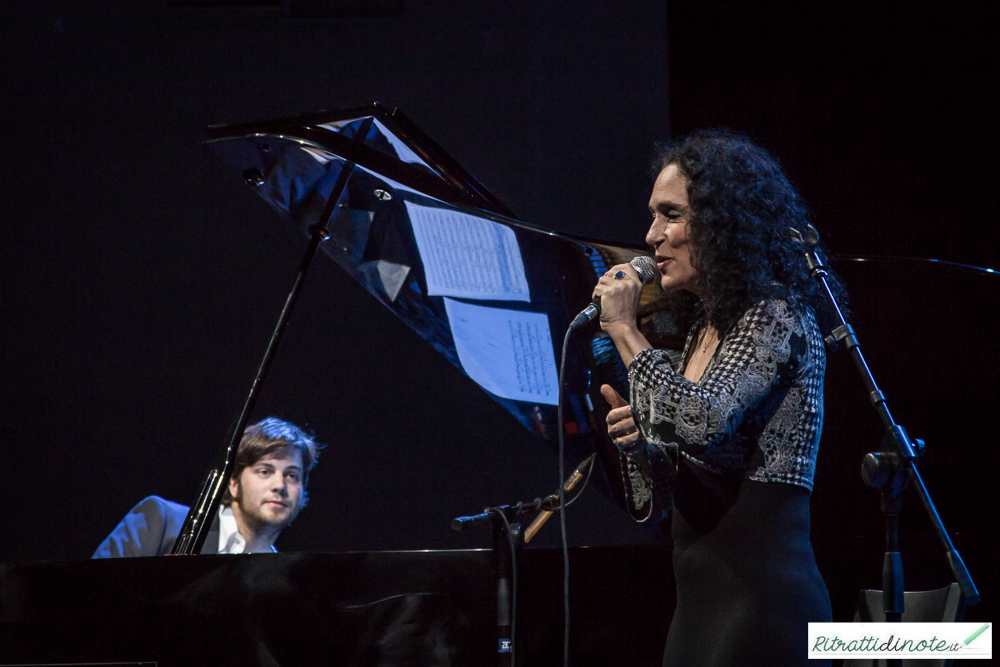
222 417 321 507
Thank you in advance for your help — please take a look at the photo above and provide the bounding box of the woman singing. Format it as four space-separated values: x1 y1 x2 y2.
594 130 845 667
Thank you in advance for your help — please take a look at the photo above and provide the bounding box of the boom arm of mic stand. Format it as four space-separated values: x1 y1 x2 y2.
171 118 374 556
790 225 980 606
450 498 558 532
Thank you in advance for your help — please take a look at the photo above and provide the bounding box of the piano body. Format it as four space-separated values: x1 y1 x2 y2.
0 547 674 666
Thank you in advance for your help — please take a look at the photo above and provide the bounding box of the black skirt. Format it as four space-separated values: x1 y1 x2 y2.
662 457 832 667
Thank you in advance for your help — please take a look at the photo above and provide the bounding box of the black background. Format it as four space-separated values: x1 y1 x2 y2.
2 0 997 623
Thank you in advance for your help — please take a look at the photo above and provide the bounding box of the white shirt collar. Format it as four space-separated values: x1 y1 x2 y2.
217 505 277 554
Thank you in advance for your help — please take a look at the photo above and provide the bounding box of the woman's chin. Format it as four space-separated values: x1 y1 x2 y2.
660 279 683 293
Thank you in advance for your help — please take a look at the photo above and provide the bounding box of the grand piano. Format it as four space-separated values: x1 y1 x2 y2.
1 104 994 665
1 104 682 667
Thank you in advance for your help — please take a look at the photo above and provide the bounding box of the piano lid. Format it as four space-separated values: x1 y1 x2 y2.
204 104 683 520
205 103 519 220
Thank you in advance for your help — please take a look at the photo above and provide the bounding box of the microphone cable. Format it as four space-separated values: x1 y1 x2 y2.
557 324 573 667
557 257 652 665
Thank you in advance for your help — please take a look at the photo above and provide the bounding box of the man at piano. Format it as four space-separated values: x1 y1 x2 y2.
93 417 322 557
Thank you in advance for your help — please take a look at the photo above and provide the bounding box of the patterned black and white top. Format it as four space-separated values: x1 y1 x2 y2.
622 298 826 520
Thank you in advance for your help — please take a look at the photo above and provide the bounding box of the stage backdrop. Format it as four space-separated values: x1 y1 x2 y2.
1 0 670 563
2 0 996 625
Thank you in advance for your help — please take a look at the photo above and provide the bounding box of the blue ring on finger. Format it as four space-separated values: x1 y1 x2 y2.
614 270 626 280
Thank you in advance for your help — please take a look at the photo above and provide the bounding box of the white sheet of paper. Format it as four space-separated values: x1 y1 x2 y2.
444 298 559 406
406 202 530 302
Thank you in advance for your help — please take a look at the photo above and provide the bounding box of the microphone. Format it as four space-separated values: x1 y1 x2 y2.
523 454 595 543
569 256 658 329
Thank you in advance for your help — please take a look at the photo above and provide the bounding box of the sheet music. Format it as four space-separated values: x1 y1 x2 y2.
406 202 530 302
444 298 559 405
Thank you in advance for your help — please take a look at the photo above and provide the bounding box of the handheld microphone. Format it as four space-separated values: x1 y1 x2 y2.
569 256 658 329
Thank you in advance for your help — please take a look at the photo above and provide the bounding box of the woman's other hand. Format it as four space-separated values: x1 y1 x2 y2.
601 384 641 452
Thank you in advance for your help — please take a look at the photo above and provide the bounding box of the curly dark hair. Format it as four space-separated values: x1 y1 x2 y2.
653 129 848 336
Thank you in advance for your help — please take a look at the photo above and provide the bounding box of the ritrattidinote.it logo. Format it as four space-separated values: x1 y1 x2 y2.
808 622 992 659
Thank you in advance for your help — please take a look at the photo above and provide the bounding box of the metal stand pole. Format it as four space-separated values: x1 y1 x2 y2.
493 514 518 667
790 224 980 618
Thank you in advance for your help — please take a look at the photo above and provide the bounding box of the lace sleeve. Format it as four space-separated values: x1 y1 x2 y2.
628 299 807 457
619 441 676 523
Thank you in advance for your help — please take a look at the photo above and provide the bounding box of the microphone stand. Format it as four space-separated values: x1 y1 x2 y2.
790 226 980 639
452 496 558 667
171 118 374 555
450 454 594 666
